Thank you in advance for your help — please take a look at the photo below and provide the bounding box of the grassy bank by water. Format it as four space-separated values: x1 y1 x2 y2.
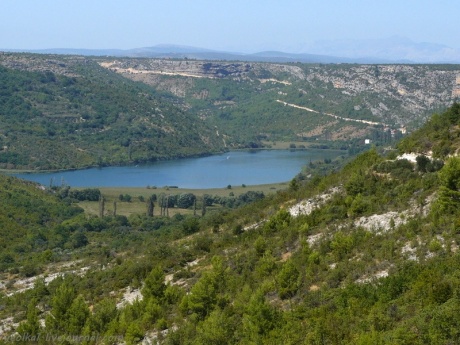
78 182 288 217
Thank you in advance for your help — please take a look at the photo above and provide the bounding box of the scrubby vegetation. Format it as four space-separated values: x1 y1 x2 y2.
0 54 225 170
105 59 459 148
2 53 458 171
1 104 460 344
398 102 460 158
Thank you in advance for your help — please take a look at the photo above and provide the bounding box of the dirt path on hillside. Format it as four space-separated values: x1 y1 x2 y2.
276 100 388 127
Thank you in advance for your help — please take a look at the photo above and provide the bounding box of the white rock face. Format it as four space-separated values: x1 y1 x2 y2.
288 187 341 217
354 193 435 233
356 269 389 284
117 287 143 309
397 153 419 163
354 211 405 233
396 152 433 163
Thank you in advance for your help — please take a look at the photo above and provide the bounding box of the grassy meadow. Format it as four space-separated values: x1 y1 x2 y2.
78 182 288 217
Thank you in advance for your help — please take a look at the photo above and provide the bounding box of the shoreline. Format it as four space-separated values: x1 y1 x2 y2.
0 146 345 174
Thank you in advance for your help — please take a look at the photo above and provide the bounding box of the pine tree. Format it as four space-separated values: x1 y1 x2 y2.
435 157 460 214
124 322 144 345
67 295 89 335
142 266 166 301
242 290 280 342
183 272 217 319
83 298 118 336
17 300 41 342
276 260 300 299
45 281 76 334
194 309 234 344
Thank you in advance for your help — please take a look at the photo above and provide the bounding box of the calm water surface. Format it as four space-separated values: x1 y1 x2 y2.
13 150 344 188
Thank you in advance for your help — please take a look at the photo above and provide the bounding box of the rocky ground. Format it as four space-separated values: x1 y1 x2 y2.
100 58 460 129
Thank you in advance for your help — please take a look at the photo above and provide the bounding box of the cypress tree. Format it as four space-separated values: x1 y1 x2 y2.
99 196 105 218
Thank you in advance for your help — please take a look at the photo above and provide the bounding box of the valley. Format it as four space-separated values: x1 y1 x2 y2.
2 51 460 344
99 58 459 130
0 52 459 171
2 103 460 343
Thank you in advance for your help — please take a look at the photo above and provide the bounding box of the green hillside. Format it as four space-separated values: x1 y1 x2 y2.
397 102 460 158
0 175 84 274
1 53 458 170
1 104 460 344
0 54 225 170
101 58 460 147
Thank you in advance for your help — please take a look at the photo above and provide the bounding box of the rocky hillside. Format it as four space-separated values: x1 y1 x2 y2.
99 59 304 80
1 51 459 169
2 105 460 344
100 58 460 143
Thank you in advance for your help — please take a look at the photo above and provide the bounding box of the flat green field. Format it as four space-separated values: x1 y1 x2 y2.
261 141 313 149
78 182 288 217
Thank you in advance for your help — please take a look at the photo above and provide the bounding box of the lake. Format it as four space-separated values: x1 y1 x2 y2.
13 149 344 188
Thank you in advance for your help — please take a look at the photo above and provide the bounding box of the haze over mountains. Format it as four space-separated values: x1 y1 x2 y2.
5 37 460 64
303 36 460 64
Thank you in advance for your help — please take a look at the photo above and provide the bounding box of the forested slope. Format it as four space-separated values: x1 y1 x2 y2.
0 174 85 274
1 104 460 344
0 53 225 170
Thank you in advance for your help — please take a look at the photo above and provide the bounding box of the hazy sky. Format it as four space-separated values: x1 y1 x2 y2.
2 0 459 53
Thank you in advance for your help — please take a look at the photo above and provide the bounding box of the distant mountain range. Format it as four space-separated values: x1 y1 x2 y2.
2 45 363 63
3 37 460 63
302 36 460 64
